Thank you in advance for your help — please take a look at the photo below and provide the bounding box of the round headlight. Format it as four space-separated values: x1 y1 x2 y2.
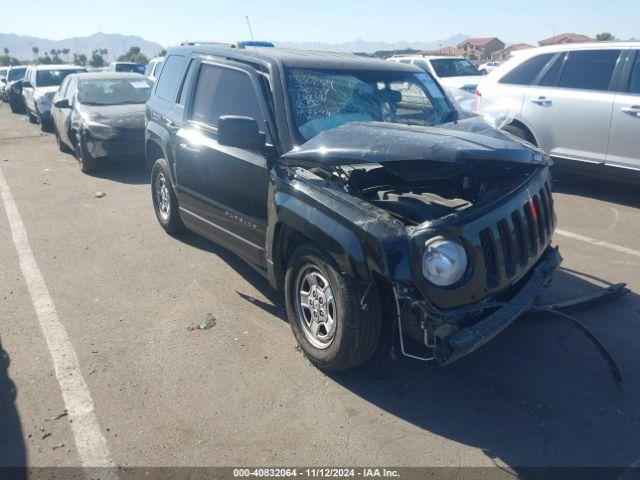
422 238 468 286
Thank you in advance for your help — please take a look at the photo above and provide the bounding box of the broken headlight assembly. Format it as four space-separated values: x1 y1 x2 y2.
422 237 468 287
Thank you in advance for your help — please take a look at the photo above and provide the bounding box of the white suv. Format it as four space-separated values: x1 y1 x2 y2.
390 55 482 94
476 42 640 180
22 64 86 130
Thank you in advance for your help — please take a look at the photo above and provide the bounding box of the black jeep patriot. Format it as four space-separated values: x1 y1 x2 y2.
145 46 560 371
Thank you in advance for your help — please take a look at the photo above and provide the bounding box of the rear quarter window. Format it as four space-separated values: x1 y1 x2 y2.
499 53 554 86
155 55 187 101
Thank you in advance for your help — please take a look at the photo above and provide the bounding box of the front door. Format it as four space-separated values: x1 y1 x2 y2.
175 60 274 268
607 50 640 170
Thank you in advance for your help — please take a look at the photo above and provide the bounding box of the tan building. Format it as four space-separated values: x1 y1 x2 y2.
457 37 506 62
538 33 593 46
422 46 463 57
492 43 535 61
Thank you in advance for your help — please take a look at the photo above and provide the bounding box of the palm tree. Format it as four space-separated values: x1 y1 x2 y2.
3 47 8 56
62 48 70 62
32 46 39 59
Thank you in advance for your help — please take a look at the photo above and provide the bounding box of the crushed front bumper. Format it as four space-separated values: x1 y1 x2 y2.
434 246 562 366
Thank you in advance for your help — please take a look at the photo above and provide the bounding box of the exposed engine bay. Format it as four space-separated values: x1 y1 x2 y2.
310 160 540 225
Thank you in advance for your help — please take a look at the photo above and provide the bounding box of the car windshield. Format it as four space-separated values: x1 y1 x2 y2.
430 59 481 77
36 69 84 87
8 67 27 82
115 64 146 74
285 68 456 141
78 78 152 106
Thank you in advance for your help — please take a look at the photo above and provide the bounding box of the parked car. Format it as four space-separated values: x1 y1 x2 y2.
22 64 86 130
146 46 558 371
51 72 152 173
144 57 164 82
108 62 146 75
476 42 640 181
0 67 8 101
390 55 483 94
4 66 27 113
478 61 501 75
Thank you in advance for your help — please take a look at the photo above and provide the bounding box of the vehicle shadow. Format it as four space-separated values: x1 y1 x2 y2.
0 338 26 476
328 268 640 473
174 230 285 320
87 158 149 185
552 170 640 209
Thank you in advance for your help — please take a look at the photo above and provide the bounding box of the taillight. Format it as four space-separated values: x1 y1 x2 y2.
475 88 482 97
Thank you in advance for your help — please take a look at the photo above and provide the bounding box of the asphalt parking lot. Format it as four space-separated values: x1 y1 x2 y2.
1 102 639 476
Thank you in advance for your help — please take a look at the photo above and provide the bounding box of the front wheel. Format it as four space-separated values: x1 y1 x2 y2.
74 132 98 173
285 244 381 372
151 158 184 233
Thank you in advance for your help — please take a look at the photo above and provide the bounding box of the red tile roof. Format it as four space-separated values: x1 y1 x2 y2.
538 33 593 46
458 37 500 47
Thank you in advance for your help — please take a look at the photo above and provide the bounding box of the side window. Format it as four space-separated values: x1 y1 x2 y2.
177 59 196 106
499 54 554 85
155 55 187 101
414 60 429 70
66 78 77 101
558 50 621 91
57 77 70 98
627 52 640 94
191 64 264 127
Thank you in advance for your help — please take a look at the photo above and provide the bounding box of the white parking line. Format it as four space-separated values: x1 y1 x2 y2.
555 229 640 259
0 167 114 468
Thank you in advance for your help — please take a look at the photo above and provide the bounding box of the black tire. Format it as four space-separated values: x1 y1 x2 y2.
54 126 71 153
27 108 38 124
151 158 184 233
74 132 98 173
285 244 381 372
37 109 50 132
503 123 537 146
9 100 21 114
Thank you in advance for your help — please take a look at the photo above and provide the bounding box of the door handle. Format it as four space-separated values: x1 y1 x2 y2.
621 106 640 118
179 143 200 153
530 96 552 106
165 119 179 131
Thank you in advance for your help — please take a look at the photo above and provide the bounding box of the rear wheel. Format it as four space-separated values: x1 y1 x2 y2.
9 99 21 114
151 158 184 233
27 108 37 124
54 126 71 153
285 244 381 372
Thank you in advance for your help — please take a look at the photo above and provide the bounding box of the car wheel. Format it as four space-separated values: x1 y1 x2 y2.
9 100 20 114
74 132 98 173
36 108 49 131
151 158 184 233
54 126 71 153
285 244 381 372
27 108 38 124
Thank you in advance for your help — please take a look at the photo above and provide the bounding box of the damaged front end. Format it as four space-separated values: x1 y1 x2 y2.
281 118 563 365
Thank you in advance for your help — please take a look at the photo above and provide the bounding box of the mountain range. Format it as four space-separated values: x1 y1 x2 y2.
1 32 472 61
279 34 470 53
0 32 164 61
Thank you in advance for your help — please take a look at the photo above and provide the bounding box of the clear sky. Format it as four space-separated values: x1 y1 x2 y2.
7 0 638 46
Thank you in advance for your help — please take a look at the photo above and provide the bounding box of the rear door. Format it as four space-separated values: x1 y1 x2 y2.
174 60 274 267
520 49 622 164
480 52 556 125
51 76 72 140
607 50 640 169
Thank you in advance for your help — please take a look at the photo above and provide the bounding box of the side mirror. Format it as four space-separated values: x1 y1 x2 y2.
217 115 265 149
54 98 70 109
0 78 5 83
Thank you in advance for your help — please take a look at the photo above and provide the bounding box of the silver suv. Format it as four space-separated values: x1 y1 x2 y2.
476 42 640 180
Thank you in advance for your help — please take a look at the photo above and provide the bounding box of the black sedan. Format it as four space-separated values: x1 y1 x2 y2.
51 72 152 173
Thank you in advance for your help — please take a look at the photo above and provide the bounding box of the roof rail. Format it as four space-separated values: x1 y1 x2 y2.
180 41 235 47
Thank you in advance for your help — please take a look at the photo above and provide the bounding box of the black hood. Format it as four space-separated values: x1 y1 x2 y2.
77 103 146 130
281 117 548 170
